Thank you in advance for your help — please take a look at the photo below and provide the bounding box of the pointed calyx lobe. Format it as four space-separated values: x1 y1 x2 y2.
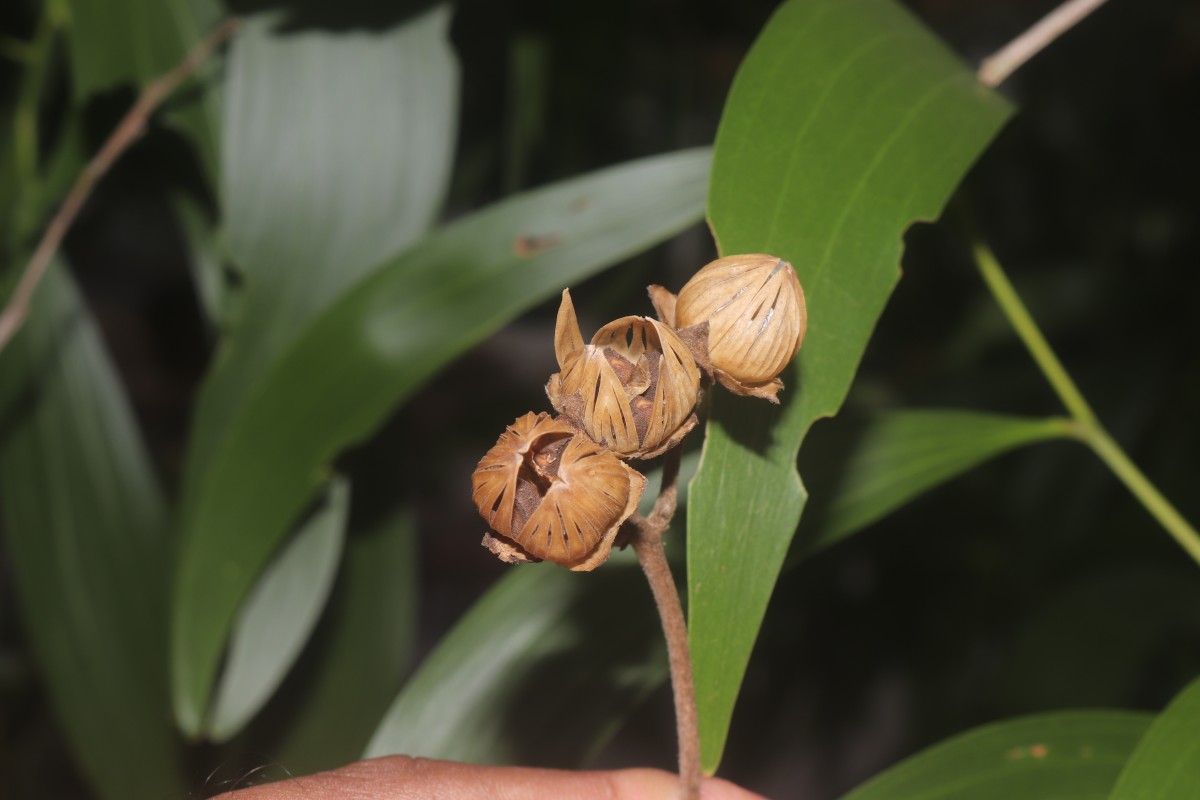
546 289 701 459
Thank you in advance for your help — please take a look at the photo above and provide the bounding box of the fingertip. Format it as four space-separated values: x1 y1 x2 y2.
702 775 769 800
605 768 768 800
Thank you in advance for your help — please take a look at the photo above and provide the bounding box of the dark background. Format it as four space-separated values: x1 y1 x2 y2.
2 0 1199 797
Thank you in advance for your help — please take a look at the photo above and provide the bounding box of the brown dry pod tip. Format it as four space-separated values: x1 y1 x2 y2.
546 289 701 459
650 253 807 403
472 411 646 571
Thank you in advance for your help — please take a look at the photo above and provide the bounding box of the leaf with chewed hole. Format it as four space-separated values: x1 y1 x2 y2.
691 0 1012 772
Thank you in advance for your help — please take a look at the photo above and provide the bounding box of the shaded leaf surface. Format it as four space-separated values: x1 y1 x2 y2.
366 558 666 767
206 478 349 741
0 265 181 800
193 6 459 484
690 0 1012 772
1000 567 1200 714
1109 676 1200 799
268 507 419 773
61 0 224 177
799 410 1069 554
172 6 460 732
842 712 1151 800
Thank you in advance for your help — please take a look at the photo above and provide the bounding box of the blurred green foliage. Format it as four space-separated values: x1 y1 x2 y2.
1 0 1198 798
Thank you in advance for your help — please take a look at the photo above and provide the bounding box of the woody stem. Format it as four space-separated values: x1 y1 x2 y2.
629 448 700 800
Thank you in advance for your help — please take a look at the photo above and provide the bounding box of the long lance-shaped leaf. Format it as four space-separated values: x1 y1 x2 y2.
0 263 182 800
171 147 711 732
189 6 460 483
842 712 1151 800
172 6 460 733
205 477 349 741
690 0 1012 772
366 557 667 766
1108 675 1200 799
795 410 1070 557
268 506 419 774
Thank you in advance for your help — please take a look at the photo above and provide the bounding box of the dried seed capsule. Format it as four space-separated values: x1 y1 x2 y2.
653 253 806 403
471 411 646 571
546 289 701 459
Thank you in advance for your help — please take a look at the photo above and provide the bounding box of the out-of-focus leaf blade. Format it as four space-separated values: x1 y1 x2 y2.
192 6 459 479
1108 676 1200 799
61 0 224 176
172 5 461 733
206 478 349 741
62 0 219 95
841 712 1151 800
268 507 418 773
171 147 710 731
691 0 1012 772
0 264 182 800
799 410 1069 554
366 558 667 766
1000 567 1200 714
175 196 227 328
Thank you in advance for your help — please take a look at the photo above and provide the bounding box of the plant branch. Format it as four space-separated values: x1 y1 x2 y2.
1068 421 1200 566
627 447 700 800
977 0 1110 88
967 235 1200 567
0 17 241 355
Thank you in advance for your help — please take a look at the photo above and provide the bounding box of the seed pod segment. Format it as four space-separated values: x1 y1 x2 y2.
471 411 646 571
547 289 701 459
662 253 807 403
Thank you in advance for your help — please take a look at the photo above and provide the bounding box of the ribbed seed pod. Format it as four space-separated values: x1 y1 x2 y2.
653 253 806 403
546 289 701 459
471 411 646 571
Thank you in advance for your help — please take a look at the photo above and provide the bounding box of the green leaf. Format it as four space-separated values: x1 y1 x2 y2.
172 5 461 733
62 0 215 95
205 477 349 742
171 146 710 732
798 410 1070 554
1000 567 1200 714
61 0 224 176
268 507 419 773
0 264 182 800
1108 676 1200 799
365 557 667 767
842 712 1152 800
175 195 227 327
690 0 1013 772
193 6 460 477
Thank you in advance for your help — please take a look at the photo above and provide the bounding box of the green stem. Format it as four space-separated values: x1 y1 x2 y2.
1069 421 1200 565
970 239 1099 427
969 236 1200 565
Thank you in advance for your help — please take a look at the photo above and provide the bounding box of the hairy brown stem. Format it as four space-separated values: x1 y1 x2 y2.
627 447 699 800
0 17 242 354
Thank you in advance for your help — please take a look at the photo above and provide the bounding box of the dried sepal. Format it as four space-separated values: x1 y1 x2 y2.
673 254 807 403
547 290 701 459
647 283 678 328
471 411 646 571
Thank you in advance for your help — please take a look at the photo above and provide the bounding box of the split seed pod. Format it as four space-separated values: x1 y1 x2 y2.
650 253 806 403
546 289 701 459
472 411 646 571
